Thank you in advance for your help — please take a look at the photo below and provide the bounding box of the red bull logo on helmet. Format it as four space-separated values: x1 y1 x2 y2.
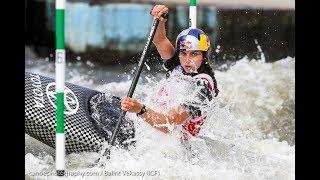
180 39 193 50
176 28 210 52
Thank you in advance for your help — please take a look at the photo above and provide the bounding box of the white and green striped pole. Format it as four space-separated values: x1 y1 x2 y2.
55 0 66 176
189 0 197 28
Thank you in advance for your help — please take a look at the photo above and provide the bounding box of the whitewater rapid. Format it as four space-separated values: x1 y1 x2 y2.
25 55 295 180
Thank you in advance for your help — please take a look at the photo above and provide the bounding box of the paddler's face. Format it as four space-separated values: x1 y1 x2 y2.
179 50 204 73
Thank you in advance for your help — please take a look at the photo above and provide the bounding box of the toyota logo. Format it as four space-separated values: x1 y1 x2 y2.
46 82 79 115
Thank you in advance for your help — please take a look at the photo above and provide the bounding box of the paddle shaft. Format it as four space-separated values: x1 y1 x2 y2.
109 15 166 146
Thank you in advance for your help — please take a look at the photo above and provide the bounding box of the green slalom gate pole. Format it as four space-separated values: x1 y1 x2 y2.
55 0 66 176
189 0 197 28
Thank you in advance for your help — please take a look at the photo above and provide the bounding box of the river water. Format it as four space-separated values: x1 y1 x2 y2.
25 47 295 179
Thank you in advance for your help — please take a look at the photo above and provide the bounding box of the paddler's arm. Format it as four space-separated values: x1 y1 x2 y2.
138 106 189 133
121 97 188 134
151 5 176 60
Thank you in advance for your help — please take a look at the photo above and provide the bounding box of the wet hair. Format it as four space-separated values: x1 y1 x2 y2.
196 52 219 97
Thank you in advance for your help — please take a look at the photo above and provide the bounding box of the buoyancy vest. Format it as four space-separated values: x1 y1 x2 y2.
158 65 215 140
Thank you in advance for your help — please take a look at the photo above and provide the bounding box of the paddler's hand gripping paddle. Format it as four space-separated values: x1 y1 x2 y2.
100 13 168 160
